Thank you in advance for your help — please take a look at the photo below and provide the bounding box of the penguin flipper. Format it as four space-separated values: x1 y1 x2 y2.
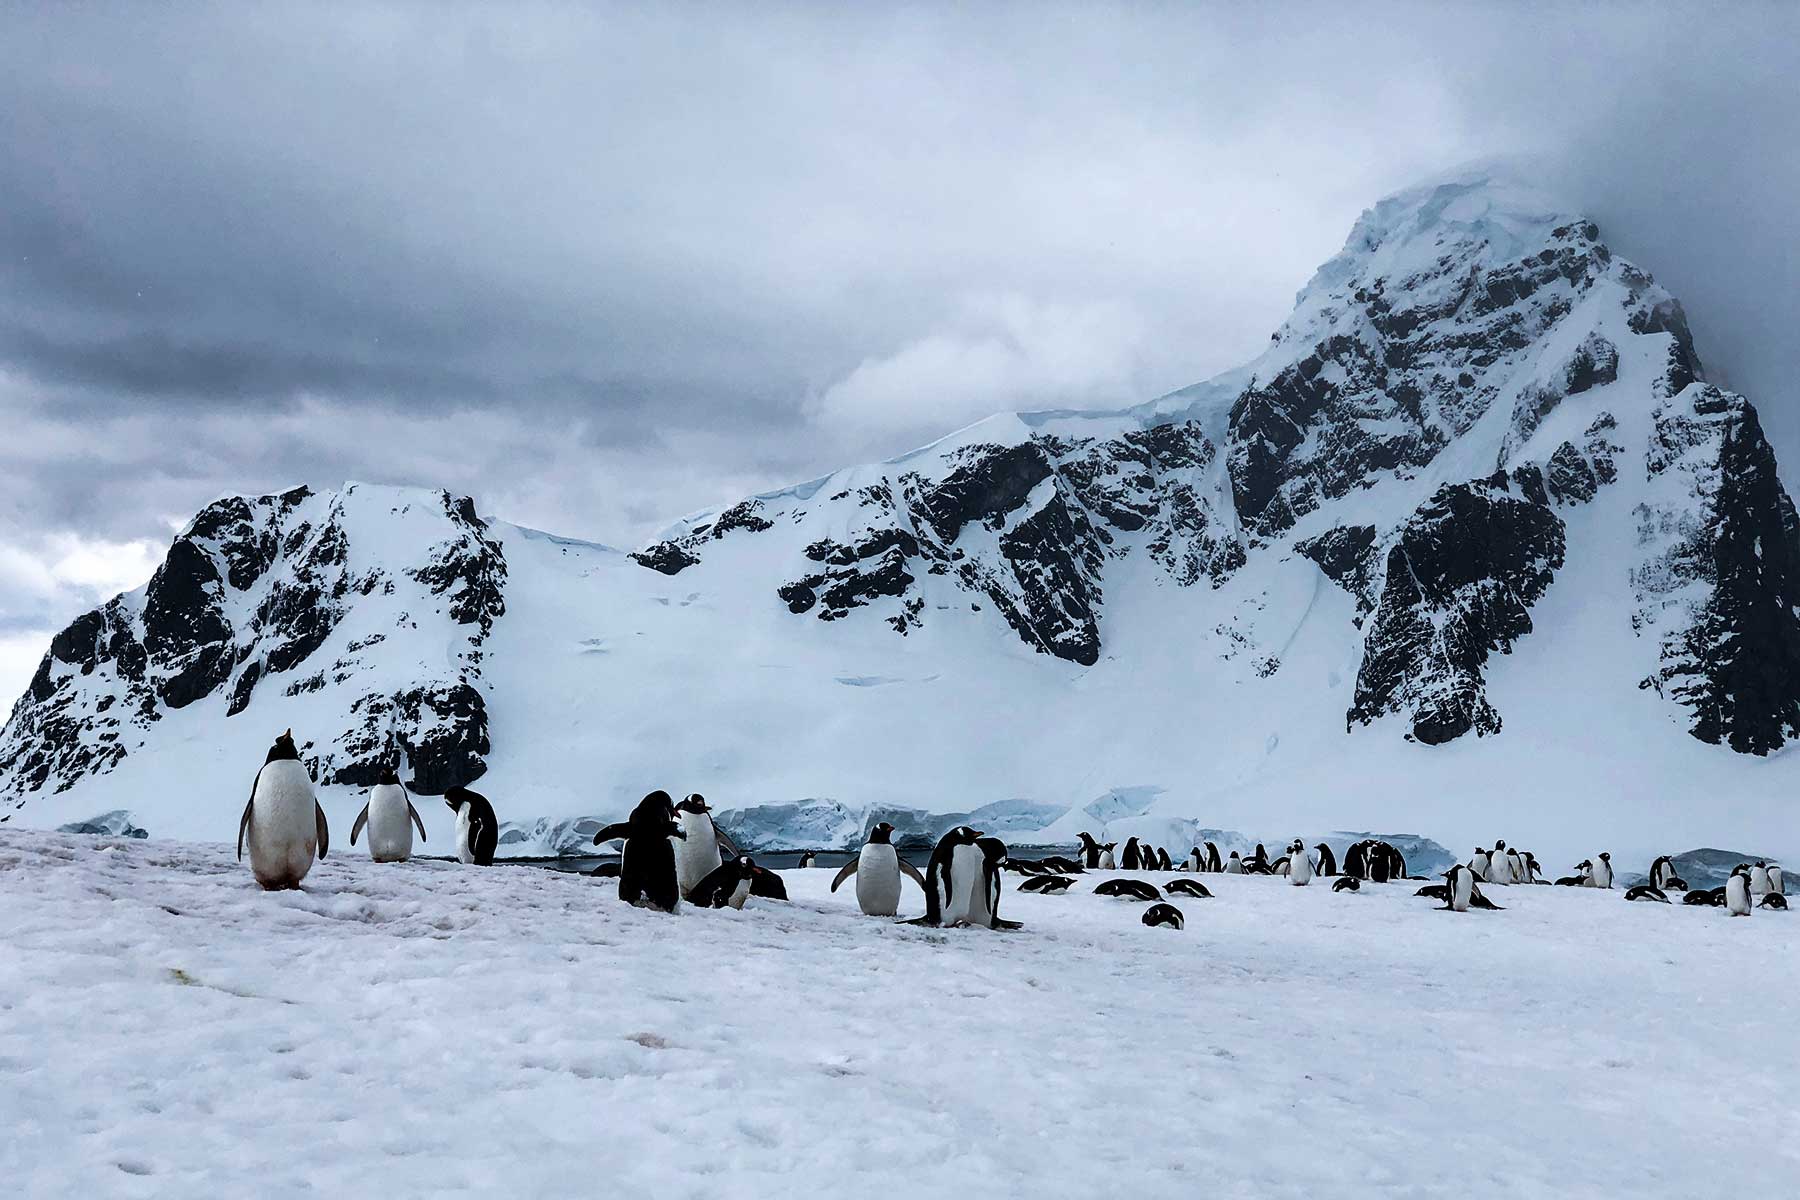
992 918 1023 930
237 796 254 861
829 859 859 892
408 802 427 842
593 823 632 845
350 803 370 847
715 829 742 858
898 858 929 892
314 803 330 859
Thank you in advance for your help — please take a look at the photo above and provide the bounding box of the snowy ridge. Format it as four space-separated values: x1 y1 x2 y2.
2 168 1797 867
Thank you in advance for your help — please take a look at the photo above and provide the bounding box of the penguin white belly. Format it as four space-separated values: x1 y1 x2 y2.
364 784 413 862
1451 871 1473 912
724 877 752 911
855 844 903 917
1750 866 1770 895
1470 853 1489 881
1487 855 1510 885
1098 850 1115 870
673 812 722 897
248 760 318 889
1290 854 1313 886
1726 875 1751 915
943 843 985 925
1769 866 1785 895
455 806 477 864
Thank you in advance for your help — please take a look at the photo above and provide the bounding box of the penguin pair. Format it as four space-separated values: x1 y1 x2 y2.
1076 832 1117 870
671 794 739 900
1438 864 1502 912
831 822 928 916
912 827 1018 929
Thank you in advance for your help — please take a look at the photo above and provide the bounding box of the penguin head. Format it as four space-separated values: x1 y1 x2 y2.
378 764 401 786
1077 831 1097 848
1228 851 1241 860
265 729 301 763
443 786 472 812
1494 839 1506 851
632 790 677 827
976 836 1008 865
1599 852 1611 862
732 855 756 877
948 825 982 845
868 821 896 844
675 794 711 815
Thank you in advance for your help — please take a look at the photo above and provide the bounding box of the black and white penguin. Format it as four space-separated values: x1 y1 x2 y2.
1368 843 1392 884
1761 893 1788 910
672 794 732 899
1121 837 1146 871
1251 843 1270 873
1184 847 1205 872
1415 882 1449 901
1019 875 1074 894
958 837 1019 929
1076 832 1107 868
1522 851 1545 884
1749 862 1771 896
1288 838 1314 886
1469 848 1491 882
1590 852 1614 889
1557 860 1593 887
1766 863 1785 895
443 786 499 866
1156 847 1174 872
1442 864 1477 912
349 765 427 863
748 865 789 900
1649 855 1676 890
831 821 928 917
1040 855 1084 874
1487 840 1513 886
689 855 758 910
593 791 685 912
1141 903 1184 929
1224 851 1244 874
1333 876 1361 893
1205 842 1223 873
1165 878 1212 899
1313 843 1339 876
798 851 818 869
1682 887 1721 906
237 730 329 890
1725 865 1752 916
917 826 982 926
1624 885 1670 903
1272 854 1291 877
1093 879 1161 901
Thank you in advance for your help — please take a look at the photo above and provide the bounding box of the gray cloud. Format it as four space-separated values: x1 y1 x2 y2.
2 1 1797 695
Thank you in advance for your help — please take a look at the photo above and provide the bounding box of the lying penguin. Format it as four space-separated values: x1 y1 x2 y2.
1094 879 1161 902
1165 878 1212 899
1018 875 1075 895
689 855 760 910
1141 903 1184 929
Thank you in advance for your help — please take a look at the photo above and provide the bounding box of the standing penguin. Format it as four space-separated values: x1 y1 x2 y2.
1076 832 1107 869
1251 843 1270 873
1288 839 1314 886
593 791 686 912
1156 847 1174 872
1204 842 1223 873
1184 846 1205 872
1749 862 1771 896
689 855 759 910
916 826 983 926
1443 864 1476 912
1725 865 1753 916
1470 848 1491 881
1121 837 1145 871
1769 863 1785 896
1650 855 1678 890
237 730 329 890
797 851 818 869
1224 851 1244 874
443 787 499 866
1313 843 1338 876
1487 840 1512 885
1590 852 1615 889
1097 841 1117 870
671 794 731 899
831 821 928 917
963 837 1020 930
350 765 427 863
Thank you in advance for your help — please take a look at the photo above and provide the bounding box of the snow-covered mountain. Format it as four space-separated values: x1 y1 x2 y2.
4 168 1797 864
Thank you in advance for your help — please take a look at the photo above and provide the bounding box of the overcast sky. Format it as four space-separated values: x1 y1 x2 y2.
2 1 1797 701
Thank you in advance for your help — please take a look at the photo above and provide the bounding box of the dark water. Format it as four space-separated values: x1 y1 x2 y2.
512 849 938 875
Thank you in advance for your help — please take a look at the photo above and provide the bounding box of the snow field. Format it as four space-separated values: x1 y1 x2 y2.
1 829 1794 1198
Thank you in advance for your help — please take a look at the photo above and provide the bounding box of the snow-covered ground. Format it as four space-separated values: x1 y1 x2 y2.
2 829 1794 1197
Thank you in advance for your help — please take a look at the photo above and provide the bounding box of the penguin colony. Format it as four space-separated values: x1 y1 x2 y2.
237 732 1787 932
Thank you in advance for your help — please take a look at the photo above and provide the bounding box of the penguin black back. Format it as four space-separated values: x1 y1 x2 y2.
443 786 499 865
1314 843 1339 876
1165 878 1211 899
593 790 685 911
1141 902 1184 929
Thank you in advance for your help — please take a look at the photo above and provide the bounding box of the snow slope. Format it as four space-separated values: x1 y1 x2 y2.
3 166 1799 870
2 829 1794 1197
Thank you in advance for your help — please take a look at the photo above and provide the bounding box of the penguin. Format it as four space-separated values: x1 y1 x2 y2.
1760 893 1788 911
1288 838 1314 886
1156 847 1174 872
1648 852 1677 892
1769 864 1785 895
1019 875 1074 894
798 851 818 869
1224 851 1244 874
1442 864 1478 912
1368 843 1391 884
1093 879 1161 901
1165 879 1212 899
1557 860 1594 887
1487 840 1512 885
1507 847 1525 885
1076 832 1107 868
1415 883 1449 901
236 730 329 891
1184 847 1205 872
689 855 758 910
1205 842 1223 873
1725 865 1752 916
443 786 499 866
916 826 982 927
830 822 928 917
1098 842 1117 870
1040 855 1084 874
1623 885 1670 903
1749 862 1771 896
593 791 685 912
1141 903 1184 929
1121 837 1145 871
1343 841 1368 879
1523 852 1545 884
1251 843 1270 873
1314 843 1338 876
349 765 427 863
1681 887 1717 906
748 865 789 900
672 794 731 899
961 837 1019 929
1470 848 1491 882
1663 875 1689 893
1590 852 1614 889
1333 876 1361 893
587 862 622 878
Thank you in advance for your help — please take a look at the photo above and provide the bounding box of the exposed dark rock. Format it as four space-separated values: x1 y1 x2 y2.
914 442 1054 543
631 542 699 575
1296 525 1380 617
1351 477 1566 743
